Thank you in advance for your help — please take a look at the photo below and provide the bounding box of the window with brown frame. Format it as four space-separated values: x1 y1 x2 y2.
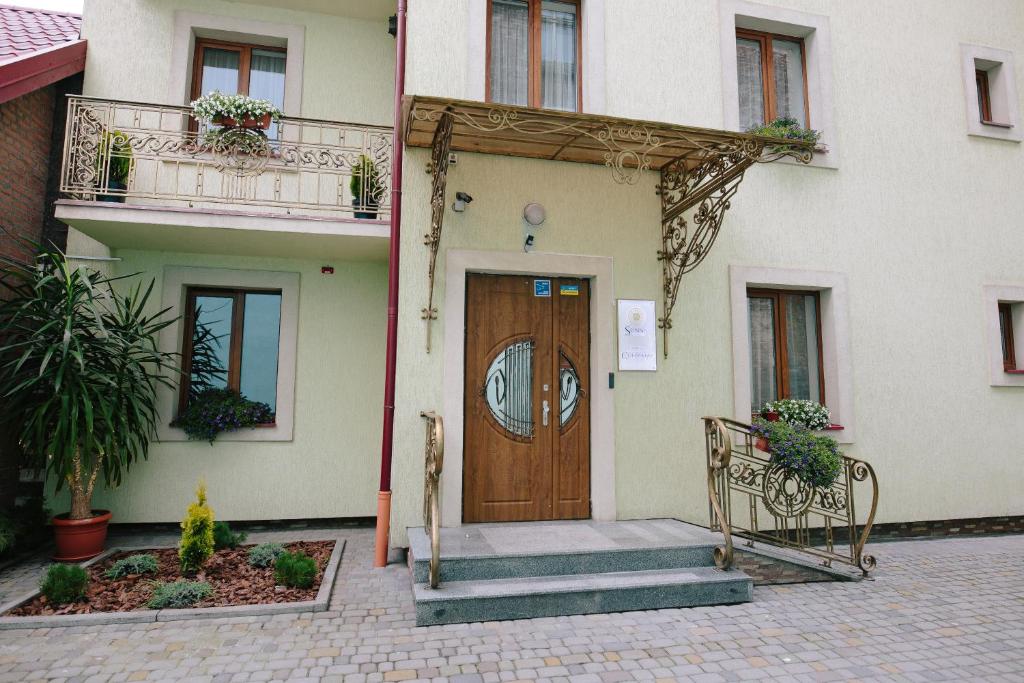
190 38 286 134
999 302 1016 371
747 288 825 415
976 68 993 123
735 28 809 132
179 287 283 419
487 0 581 112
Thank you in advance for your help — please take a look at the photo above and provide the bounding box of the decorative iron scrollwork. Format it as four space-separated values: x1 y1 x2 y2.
421 411 444 589
421 109 454 353
704 417 734 570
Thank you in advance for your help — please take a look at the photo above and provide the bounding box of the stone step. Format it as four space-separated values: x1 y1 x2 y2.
413 566 752 626
408 527 718 583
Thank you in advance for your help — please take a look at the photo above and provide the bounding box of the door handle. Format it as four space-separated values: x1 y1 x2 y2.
542 399 550 427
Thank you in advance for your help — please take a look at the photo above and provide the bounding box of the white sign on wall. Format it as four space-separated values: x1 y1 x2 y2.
617 299 657 371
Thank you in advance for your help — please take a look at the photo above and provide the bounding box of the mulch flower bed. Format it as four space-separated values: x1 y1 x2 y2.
9 540 334 616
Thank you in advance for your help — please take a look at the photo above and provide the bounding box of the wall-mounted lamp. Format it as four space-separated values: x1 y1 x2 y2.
388 15 397 37
452 191 473 212
523 202 545 252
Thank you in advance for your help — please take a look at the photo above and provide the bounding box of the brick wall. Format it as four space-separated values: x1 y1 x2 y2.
0 85 58 509
0 85 55 261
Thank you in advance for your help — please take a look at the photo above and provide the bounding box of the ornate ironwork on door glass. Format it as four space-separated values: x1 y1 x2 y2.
558 351 581 427
483 339 534 439
702 417 879 576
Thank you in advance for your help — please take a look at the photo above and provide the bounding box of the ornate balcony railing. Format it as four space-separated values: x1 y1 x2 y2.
421 411 444 589
59 96 393 219
703 417 879 576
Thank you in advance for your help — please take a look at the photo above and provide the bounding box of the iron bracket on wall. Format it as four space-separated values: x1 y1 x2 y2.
657 141 812 357
421 109 453 353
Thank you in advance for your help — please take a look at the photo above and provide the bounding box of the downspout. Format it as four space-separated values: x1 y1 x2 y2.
374 0 408 568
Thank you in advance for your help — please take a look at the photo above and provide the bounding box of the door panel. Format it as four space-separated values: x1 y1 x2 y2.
464 274 590 523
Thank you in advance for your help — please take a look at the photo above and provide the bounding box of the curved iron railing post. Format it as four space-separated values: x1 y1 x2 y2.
701 416 879 576
420 411 444 588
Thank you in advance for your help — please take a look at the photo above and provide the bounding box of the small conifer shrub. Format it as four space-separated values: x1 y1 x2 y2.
104 553 159 579
273 551 317 589
147 580 213 609
179 482 215 573
247 542 285 568
40 564 89 604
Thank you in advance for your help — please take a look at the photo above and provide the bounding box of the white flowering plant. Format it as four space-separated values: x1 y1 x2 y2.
190 91 283 125
762 398 831 431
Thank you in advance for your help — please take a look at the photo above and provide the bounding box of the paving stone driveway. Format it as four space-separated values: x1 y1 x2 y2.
0 529 1021 683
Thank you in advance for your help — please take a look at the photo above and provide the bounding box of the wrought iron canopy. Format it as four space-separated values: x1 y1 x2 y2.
404 95 815 355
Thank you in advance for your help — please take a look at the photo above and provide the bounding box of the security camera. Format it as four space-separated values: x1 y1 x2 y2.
453 192 473 212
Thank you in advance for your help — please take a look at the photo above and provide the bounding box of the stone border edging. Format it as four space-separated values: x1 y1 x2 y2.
0 538 345 630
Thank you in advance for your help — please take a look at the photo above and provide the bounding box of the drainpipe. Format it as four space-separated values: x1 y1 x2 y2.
374 0 408 568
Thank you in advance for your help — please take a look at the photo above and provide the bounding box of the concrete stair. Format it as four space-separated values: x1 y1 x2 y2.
408 520 753 626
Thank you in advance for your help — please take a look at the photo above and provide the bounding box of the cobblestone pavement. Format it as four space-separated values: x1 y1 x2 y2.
0 528 1021 682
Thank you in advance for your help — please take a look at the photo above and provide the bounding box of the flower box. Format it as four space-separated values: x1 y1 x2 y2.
213 113 272 130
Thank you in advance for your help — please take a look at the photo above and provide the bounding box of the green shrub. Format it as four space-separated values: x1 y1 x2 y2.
179 482 215 574
40 564 89 604
104 554 158 579
751 418 843 488
212 521 247 550
171 388 274 443
247 542 285 568
147 580 212 609
273 551 317 589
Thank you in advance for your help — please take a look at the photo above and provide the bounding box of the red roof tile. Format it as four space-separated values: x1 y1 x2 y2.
0 4 80 63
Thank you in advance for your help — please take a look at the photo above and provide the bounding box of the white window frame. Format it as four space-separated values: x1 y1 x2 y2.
157 266 301 442
983 285 1024 387
730 266 854 443
960 44 1021 143
466 0 606 114
168 11 305 116
719 0 838 169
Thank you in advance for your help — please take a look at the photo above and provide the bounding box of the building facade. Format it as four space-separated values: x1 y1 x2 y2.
57 0 1024 550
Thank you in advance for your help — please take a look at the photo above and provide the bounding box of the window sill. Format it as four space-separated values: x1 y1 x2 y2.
823 423 844 431
981 120 1014 129
1004 369 1024 375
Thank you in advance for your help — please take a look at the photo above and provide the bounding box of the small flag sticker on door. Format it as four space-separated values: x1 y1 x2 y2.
560 284 580 296
534 279 551 297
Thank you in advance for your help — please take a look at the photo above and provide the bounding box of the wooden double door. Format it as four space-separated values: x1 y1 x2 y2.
463 274 591 523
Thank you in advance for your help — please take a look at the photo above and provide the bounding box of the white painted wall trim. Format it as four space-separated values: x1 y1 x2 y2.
156 266 301 442
441 249 616 527
168 11 305 115
729 265 855 443
719 0 838 169
960 44 1022 142
983 284 1024 386
466 0 606 114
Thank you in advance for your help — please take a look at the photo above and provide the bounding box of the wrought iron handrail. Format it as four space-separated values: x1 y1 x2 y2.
703 417 879 575
59 95 393 219
421 411 444 588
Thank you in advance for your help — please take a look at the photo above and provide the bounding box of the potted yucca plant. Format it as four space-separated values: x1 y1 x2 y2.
0 249 177 560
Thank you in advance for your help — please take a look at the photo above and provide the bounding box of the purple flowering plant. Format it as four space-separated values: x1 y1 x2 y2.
751 418 842 488
172 388 274 444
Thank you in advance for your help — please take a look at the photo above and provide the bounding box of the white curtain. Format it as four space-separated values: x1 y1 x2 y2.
490 0 529 106
200 47 240 96
784 294 820 402
250 49 286 138
748 297 777 412
736 38 764 131
541 1 577 111
772 39 806 127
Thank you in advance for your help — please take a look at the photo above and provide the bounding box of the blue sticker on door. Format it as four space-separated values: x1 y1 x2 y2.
534 279 551 297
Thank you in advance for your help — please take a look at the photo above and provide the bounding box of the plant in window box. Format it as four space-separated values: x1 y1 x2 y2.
761 398 831 431
350 154 382 219
750 418 842 489
0 249 177 561
95 130 133 203
172 388 274 444
190 91 283 130
746 117 822 153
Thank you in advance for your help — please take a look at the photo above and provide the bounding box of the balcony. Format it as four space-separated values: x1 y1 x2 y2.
56 96 393 260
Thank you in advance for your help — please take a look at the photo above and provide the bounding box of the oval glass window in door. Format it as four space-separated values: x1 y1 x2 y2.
559 351 581 427
483 339 534 438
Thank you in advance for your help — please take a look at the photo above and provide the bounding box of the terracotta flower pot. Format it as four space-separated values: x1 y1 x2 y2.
52 510 111 562
214 113 272 130
762 410 780 422
755 436 770 453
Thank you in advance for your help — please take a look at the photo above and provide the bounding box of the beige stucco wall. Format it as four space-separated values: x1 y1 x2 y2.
51 250 388 523
79 0 395 125
387 0 1024 545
